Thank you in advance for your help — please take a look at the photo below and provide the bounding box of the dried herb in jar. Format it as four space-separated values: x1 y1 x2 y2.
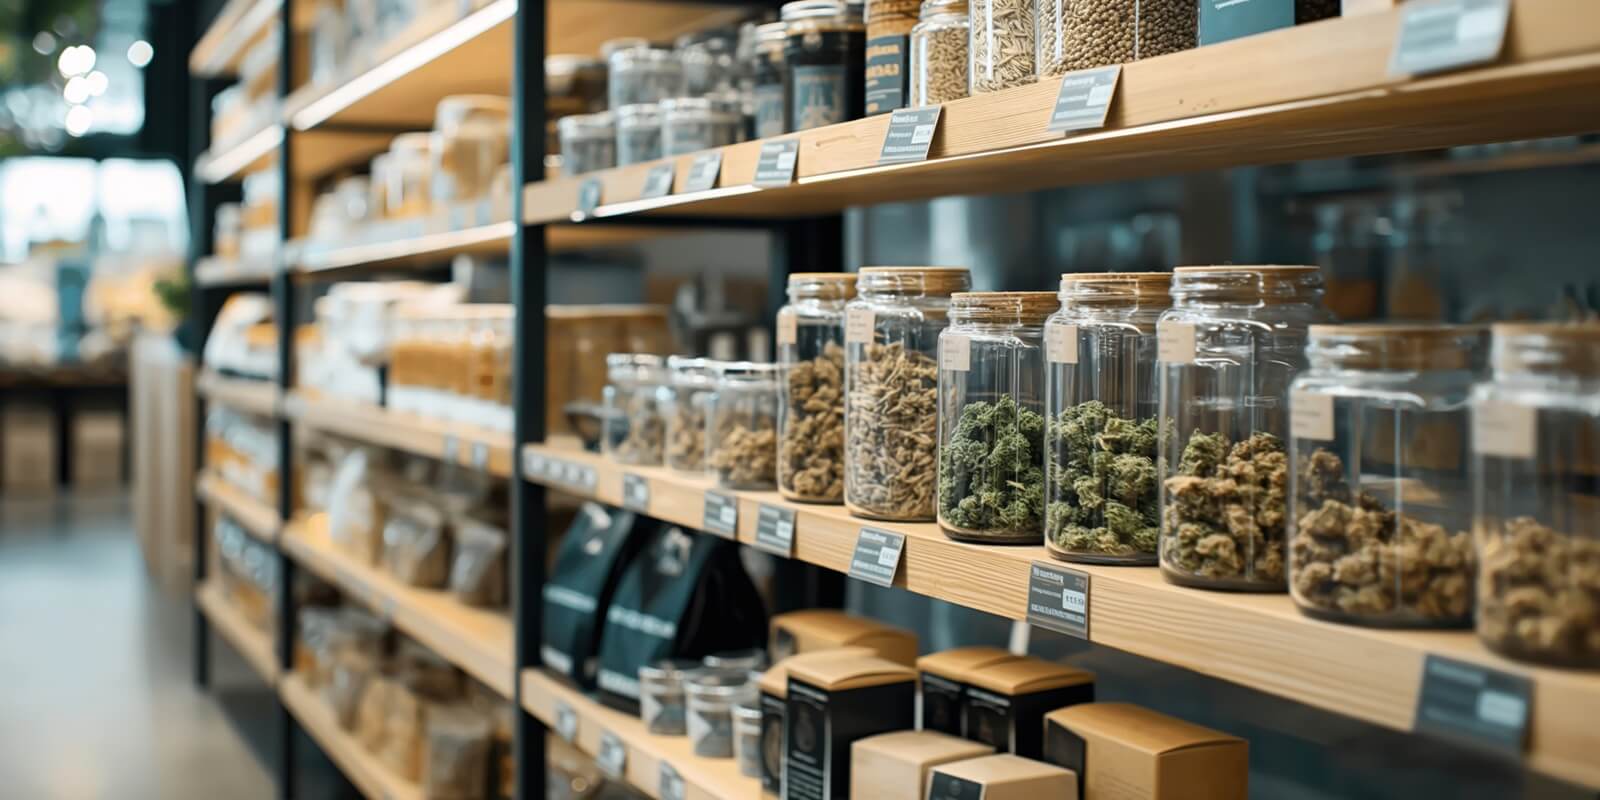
668 399 707 471
710 420 778 487
1046 401 1160 558
781 342 846 502
846 341 939 519
1162 431 1289 584
1478 517 1600 663
616 394 665 464
938 394 1045 536
969 0 1035 94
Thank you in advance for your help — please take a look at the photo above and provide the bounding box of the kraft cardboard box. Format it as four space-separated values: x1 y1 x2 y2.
3 404 57 495
964 658 1095 759
851 730 993 800
785 655 916 800
759 648 874 798
916 647 1018 737
72 409 124 489
770 609 918 665
926 754 1078 800
1044 702 1248 800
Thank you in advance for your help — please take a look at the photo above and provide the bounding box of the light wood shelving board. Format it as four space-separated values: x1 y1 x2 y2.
523 0 1600 222
197 581 280 686
280 673 425 800
196 120 282 184
197 125 394 185
195 256 277 287
520 669 760 800
197 370 282 418
281 515 515 698
190 0 282 76
548 1 752 61
197 471 283 544
283 392 513 477
520 441 1600 790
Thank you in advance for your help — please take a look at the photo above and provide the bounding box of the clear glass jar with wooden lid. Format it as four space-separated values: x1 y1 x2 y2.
845 266 972 521
663 355 716 473
934 291 1055 543
602 353 669 465
1157 265 1334 591
909 0 969 107
1044 272 1171 564
779 273 857 503
1473 322 1600 667
1287 324 1486 627
708 361 782 490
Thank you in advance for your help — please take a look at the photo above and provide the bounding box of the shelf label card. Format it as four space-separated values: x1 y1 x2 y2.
1047 323 1079 364
878 106 942 165
754 504 797 557
597 730 627 779
1157 321 1197 364
684 151 724 193
1389 0 1510 77
640 163 676 199
524 451 598 492
845 307 876 345
1290 390 1335 442
659 762 685 800
470 441 489 470
1048 64 1121 133
1413 654 1530 757
622 474 651 512
754 139 800 188
576 178 603 219
442 435 459 463
939 333 971 372
849 527 905 588
1026 562 1090 640
554 701 578 743
1473 401 1536 460
703 491 739 538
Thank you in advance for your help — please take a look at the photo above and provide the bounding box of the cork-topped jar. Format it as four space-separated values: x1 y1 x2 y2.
936 291 1057 543
663 356 716 473
778 273 858 504
783 0 867 131
910 0 969 107
708 361 782 490
602 353 669 465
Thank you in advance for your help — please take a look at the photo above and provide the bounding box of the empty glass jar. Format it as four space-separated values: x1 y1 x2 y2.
602 353 668 466
640 658 702 735
663 356 715 474
616 103 664 166
778 273 857 504
708 361 781 490
557 112 615 176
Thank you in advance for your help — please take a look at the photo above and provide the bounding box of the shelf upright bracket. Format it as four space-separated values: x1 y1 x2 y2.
272 0 299 795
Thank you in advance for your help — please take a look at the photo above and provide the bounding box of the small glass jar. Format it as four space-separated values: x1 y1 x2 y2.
602 353 668 466
910 0 969 106
430 95 510 205
783 0 867 131
969 0 1034 94
557 112 616 176
685 669 754 759
707 362 781 490
704 648 769 671
1045 273 1172 564
679 35 738 96
751 22 789 138
384 133 433 219
1158 266 1334 592
663 356 715 473
546 54 607 115
778 273 857 504
845 266 973 521
936 292 1055 543
615 103 664 166
639 658 701 736
1037 0 1197 79
661 96 743 157
214 203 242 259
1473 322 1600 667
733 701 764 778
607 46 684 110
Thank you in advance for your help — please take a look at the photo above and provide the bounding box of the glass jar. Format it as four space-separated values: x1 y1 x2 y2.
910 0 969 106
708 361 781 490
1157 265 1334 591
430 95 510 205
662 96 743 157
685 669 753 758
384 133 433 219
783 0 867 131
1287 324 1485 627
1044 273 1172 564
546 54 607 115
616 103 664 166
865 0 921 114
679 34 738 96
607 46 684 109
214 203 242 259
1037 0 1197 78
969 0 1034 94
733 700 764 778
640 658 701 736
704 648 769 671
845 266 973 521
602 353 668 466
663 356 715 473
751 22 789 138
778 273 857 504
557 112 616 176
1473 322 1600 667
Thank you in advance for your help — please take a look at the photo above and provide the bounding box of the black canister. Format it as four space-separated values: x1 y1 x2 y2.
782 0 866 132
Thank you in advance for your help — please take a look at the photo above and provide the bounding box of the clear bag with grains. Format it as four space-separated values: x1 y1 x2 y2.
1037 0 1196 78
423 704 493 800
381 495 451 588
778 273 857 504
708 362 782 491
969 0 1034 94
910 0 970 106
602 353 669 466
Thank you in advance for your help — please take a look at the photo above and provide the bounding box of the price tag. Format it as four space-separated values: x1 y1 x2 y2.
845 307 876 345
640 163 676 199
442 435 460 463
575 178 603 218
754 504 797 557
703 491 739 538
1047 64 1121 133
1389 0 1511 77
849 527 905 588
776 309 798 347
1290 390 1335 442
1026 562 1090 640
753 139 800 188
622 474 651 512
659 762 686 800
554 701 578 742
1047 323 1078 365
939 333 970 372
684 151 723 193
1156 321 1196 364
1413 655 1531 757
1473 401 1536 460
878 106 942 165
470 441 489 470
597 730 627 779
523 450 547 478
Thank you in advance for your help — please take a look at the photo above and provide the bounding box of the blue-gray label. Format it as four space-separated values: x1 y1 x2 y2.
576 179 602 217
791 65 846 130
755 84 787 139
1388 0 1511 77
1048 65 1121 133
878 106 941 165
684 151 723 192
1027 562 1089 639
1413 655 1530 757
754 139 800 187
865 35 907 115
849 527 905 587
754 504 796 556
1199 0 1294 46
640 163 675 199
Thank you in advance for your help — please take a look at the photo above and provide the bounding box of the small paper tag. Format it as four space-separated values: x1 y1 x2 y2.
777 310 799 347
622 474 650 512
1026 562 1090 639
442 435 460 463
845 307 876 345
554 702 578 742
684 151 723 192
1047 323 1079 365
659 762 685 800
754 139 800 188
1473 401 1536 460
1291 390 1336 442
1413 654 1531 757
1157 321 1197 364
470 441 489 470
576 178 602 218
703 491 739 538
640 163 675 199
1389 0 1511 77
939 333 971 372
849 527 905 588
597 730 627 779
1048 64 1121 133
754 504 797 557
878 106 942 165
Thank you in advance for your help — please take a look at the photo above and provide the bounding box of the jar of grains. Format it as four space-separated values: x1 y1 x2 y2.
782 0 867 131
910 0 969 106
615 103 664 165
845 266 973 521
557 112 615 176
663 356 716 473
969 0 1033 94
607 46 684 109
1157 266 1333 591
865 0 921 114
1288 324 1486 627
1037 0 1196 78
662 96 743 156
1472 322 1600 667
602 353 669 466
1044 272 1172 564
708 361 782 490
751 22 790 138
936 292 1056 543
778 273 858 504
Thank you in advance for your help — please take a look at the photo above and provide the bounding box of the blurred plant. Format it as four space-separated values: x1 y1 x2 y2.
153 266 189 322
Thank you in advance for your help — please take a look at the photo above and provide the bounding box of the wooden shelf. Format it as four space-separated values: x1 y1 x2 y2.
197 581 280 686
1400 140 1600 179
280 673 424 800
198 370 282 418
520 441 1600 790
281 515 514 698
196 121 282 184
195 256 277 287
523 0 1600 222
283 391 513 477
197 471 283 544
521 668 760 800
197 124 394 185
190 0 281 77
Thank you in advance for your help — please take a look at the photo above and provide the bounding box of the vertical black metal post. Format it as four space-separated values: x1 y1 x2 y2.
510 0 549 796
274 1 298 796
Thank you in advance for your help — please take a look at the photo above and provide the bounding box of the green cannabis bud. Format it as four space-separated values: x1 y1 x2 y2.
1161 430 1289 587
1045 401 1161 559
937 395 1045 539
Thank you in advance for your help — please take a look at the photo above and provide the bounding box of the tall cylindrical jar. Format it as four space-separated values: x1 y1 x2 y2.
937 292 1055 543
782 0 867 131
663 356 716 474
708 362 781 491
1037 0 1197 78
845 266 972 521
1473 322 1600 667
865 0 921 114
1157 266 1334 591
751 22 790 138
602 353 668 466
1044 273 1171 564
778 273 858 504
1288 325 1485 627
969 0 1033 94
616 103 664 165
910 0 969 106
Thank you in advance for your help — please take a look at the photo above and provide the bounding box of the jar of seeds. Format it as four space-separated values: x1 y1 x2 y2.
751 22 790 138
1037 0 1196 78
708 361 782 490
1044 272 1172 564
778 273 858 504
845 266 973 521
866 0 922 114
663 356 715 473
937 292 1056 543
602 353 668 466
969 0 1033 94
783 0 867 131
616 103 664 165
662 96 743 156
910 0 969 106
608 46 684 109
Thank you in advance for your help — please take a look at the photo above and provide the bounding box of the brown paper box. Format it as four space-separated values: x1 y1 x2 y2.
916 647 1018 738
964 657 1095 759
786 655 917 800
851 730 993 800
759 648 874 797
770 609 918 665
1044 702 1248 800
926 754 1078 800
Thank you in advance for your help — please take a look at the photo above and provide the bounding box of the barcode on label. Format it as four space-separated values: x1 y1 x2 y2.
910 124 935 145
878 546 899 567
1086 84 1114 105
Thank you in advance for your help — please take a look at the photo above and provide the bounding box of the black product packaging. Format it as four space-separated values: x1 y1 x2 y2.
963 658 1095 760
916 647 1018 737
540 502 649 689
784 655 916 800
864 34 907 115
758 648 875 797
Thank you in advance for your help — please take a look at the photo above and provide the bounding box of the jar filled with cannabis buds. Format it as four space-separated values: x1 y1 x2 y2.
603 353 669 466
783 0 867 131
709 361 782 490
663 356 716 473
845 266 972 521
1157 266 1334 592
937 291 1056 543
1472 322 1600 667
1044 272 1171 564
779 273 858 503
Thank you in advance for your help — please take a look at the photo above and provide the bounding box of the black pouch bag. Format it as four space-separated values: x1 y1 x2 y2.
595 524 769 713
541 503 650 689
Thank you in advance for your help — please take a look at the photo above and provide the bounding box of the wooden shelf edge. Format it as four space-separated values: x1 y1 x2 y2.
197 122 283 184
197 581 280 687
190 0 282 76
195 256 277 287
283 392 513 478
197 370 282 418
518 442 1600 790
197 471 282 544
295 218 514 274
280 673 424 800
